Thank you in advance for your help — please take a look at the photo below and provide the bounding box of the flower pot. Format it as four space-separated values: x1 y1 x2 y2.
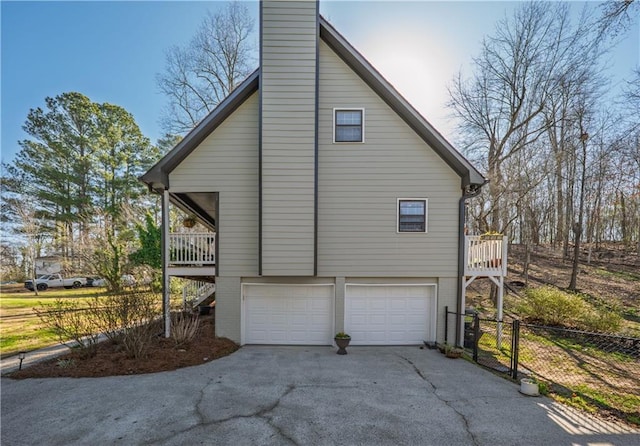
335 337 351 355
520 378 539 396
183 218 196 228
445 349 463 359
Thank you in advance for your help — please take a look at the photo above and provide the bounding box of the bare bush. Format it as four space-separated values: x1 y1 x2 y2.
170 311 200 347
120 319 162 360
35 300 100 358
90 290 162 359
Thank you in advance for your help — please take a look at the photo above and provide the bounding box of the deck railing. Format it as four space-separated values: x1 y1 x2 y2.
182 280 216 309
464 235 507 276
169 232 215 265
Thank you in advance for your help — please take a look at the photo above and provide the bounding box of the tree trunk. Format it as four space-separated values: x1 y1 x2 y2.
569 134 588 291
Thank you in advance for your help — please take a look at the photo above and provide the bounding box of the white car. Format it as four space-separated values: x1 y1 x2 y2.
25 274 86 291
91 275 136 287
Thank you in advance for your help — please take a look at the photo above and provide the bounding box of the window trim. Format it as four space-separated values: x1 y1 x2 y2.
333 108 365 143
397 198 428 233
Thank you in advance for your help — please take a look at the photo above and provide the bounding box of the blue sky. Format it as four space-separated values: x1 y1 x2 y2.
1 1 638 164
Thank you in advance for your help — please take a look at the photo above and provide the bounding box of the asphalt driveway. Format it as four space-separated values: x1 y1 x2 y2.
1 346 638 445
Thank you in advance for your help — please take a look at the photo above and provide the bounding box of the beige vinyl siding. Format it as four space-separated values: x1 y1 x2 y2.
169 94 259 277
438 277 457 343
215 276 242 342
318 41 461 277
260 0 316 275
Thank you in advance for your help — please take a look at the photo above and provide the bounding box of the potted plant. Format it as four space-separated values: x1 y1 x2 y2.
183 216 197 228
442 343 464 359
520 376 540 396
334 332 351 355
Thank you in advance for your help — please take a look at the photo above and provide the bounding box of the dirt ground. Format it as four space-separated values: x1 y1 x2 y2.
468 243 640 315
9 314 238 379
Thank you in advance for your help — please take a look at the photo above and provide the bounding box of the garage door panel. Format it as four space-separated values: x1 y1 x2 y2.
408 299 429 311
389 331 408 342
244 284 334 345
389 314 407 324
345 285 436 345
349 299 368 311
406 314 424 325
389 301 407 311
350 315 368 326
310 313 328 325
311 299 331 312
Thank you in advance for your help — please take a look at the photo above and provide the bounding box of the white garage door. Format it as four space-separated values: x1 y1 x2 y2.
243 284 334 345
345 284 436 345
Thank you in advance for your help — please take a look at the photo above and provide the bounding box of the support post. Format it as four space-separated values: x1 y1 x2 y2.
162 190 171 338
182 286 187 312
496 275 504 348
444 306 449 345
473 312 479 363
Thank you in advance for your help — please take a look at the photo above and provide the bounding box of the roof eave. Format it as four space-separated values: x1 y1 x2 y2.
140 70 260 191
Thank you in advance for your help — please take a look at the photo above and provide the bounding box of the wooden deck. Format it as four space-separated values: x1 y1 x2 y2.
464 235 507 277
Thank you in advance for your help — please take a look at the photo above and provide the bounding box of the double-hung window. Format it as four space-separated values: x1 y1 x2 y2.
334 109 364 142
397 199 428 233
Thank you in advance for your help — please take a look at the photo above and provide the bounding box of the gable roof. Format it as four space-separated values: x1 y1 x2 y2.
141 18 486 191
319 18 485 189
140 70 259 190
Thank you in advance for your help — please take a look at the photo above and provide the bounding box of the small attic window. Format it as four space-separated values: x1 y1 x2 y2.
334 109 364 142
397 199 428 233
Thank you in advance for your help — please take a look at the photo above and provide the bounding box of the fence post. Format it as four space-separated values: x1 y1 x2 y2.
473 312 479 362
444 306 449 345
511 319 520 379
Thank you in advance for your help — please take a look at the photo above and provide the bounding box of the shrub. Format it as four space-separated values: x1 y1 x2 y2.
170 311 200 347
121 319 162 360
580 309 622 333
518 286 588 327
35 299 100 358
517 286 622 333
90 291 157 340
89 290 161 359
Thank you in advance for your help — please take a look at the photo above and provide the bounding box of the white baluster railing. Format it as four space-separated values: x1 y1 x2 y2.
182 280 216 310
464 235 507 276
169 232 215 265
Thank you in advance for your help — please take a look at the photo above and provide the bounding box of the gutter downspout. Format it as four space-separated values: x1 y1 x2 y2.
455 182 485 347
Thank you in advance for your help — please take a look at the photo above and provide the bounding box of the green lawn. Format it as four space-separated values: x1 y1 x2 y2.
0 285 109 357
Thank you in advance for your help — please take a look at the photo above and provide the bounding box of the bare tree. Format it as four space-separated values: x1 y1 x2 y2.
596 0 639 40
14 197 50 296
157 1 256 134
0 243 22 281
449 2 597 234
617 68 640 253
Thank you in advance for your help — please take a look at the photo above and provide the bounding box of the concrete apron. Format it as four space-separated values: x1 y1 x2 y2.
1 346 638 446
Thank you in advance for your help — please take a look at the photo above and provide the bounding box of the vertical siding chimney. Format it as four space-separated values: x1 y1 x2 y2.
260 0 318 275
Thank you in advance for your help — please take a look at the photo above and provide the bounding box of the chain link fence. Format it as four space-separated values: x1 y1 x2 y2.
472 316 516 375
518 324 640 424
444 307 639 425
445 308 516 376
